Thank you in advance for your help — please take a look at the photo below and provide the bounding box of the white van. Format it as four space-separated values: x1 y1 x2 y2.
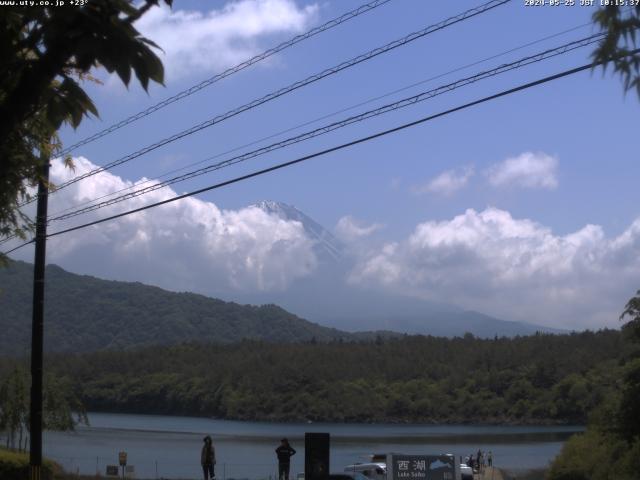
343 462 387 480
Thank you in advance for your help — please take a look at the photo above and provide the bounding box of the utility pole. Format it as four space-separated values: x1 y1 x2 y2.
30 152 50 480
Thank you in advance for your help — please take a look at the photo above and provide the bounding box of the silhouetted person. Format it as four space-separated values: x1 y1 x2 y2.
201 435 216 480
276 438 296 480
488 451 493 467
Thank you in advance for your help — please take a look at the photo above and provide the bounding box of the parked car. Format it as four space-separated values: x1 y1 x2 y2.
343 462 387 480
460 463 473 480
330 472 372 480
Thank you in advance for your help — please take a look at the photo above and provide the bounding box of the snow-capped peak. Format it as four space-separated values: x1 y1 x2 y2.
252 200 343 261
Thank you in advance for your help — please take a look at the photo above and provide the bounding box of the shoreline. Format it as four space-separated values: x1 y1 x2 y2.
81 409 588 429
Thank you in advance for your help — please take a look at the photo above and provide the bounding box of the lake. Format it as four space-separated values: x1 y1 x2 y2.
41 412 582 479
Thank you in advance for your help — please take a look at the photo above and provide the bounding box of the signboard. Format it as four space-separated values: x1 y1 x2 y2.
106 465 119 476
389 455 456 480
119 451 127 466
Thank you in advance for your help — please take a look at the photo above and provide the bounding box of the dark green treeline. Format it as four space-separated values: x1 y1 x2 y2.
1 330 626 425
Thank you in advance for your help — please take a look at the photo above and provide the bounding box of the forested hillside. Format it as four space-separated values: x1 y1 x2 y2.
3 329 624 425
0 261 350 354
546 292 640 480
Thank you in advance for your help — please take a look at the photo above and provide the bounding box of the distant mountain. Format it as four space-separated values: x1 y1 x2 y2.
243 201 563 338
0 261 351 355
327 311 566 338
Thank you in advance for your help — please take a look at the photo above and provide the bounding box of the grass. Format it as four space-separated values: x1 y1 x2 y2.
0 446 62 480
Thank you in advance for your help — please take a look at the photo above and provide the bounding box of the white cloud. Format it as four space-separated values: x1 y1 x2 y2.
11 158 638 331
135 0 319 81
335 216 384 241
486 152 558 189
413 166 474 196
13 157 317 294
349 207 640 330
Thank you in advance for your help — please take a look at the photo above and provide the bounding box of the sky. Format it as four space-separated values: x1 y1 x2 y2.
6 0 640 331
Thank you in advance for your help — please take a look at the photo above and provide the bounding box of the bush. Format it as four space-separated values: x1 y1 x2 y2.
0 447 60 480
546 429 640 480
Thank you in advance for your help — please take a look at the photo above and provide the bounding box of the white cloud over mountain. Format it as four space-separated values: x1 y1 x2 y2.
135 0 318 81
335 215 384 241
9 157 640 330
349 208 640 329
26 157 317 293
486 152 558 189
413 166 474 196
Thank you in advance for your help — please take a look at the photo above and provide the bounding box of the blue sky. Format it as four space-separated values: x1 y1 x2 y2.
9 0 640 330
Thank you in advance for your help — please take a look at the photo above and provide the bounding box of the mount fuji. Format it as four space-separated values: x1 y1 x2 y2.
252 200 344 263
240 201 563 338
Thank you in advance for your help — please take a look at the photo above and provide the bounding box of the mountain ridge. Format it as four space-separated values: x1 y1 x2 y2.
0 260 351 355
1 258 564 357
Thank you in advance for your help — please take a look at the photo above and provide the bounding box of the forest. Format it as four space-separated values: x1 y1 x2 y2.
0 329 627 425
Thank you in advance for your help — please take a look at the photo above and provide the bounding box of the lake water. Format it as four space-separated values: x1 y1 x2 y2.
41 412 582 479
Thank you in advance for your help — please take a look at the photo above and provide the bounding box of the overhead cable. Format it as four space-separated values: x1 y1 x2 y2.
46 20 600 219
57 0 396 157
43 57 626 241
48 34 603 223
4 52 635 256
28 0 511 203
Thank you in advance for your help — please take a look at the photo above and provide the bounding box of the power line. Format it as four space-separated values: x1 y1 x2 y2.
0 233 19 246
46 20 599 220
3 238 33 255
40 58 618 242
47 34 604 223
25 0 510 205
56 0 395 157
4 54 631 256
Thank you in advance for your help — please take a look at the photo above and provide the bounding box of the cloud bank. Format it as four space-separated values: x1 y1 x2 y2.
349 207 640 329
21 157 318 294
9 157 640 331
136 0 319 81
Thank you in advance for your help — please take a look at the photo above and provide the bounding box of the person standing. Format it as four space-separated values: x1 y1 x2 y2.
201 435 216 480
275 438 296 480
488 451 493 468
